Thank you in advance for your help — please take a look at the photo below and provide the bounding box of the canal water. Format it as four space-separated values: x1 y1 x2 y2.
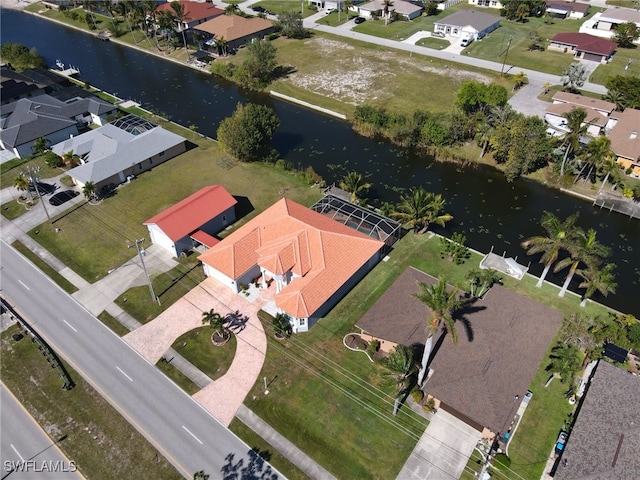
2 10 638 316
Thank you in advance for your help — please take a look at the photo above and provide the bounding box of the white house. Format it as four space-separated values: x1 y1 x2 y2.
144 185 237 258
357 0 423 20
51 114 186 191
434 10 500 39
468 0 504 8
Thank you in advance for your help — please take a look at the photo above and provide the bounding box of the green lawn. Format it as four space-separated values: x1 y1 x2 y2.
253 0 317 18
27 134 322 283
589 46 640 85
1 325 180 480
114 258 206 324
1 198 39 220
97 310 131 337
228 418 309 480
11 240 78 294
316 10 352 26
415 37 450 50
155 358 201 396
168 326 237 381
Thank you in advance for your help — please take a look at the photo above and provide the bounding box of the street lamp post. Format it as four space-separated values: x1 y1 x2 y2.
24 166 50 221
128 238 159 304
500 36 512 77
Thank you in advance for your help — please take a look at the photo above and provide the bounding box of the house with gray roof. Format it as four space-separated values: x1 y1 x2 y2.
553 361 640 480
356 267 563 438
0 93 117 158
51 114 186 191
434 10 500 39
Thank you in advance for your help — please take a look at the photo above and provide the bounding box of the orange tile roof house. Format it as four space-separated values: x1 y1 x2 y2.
193 14 275 53
156 1 224 31
199 198 384 333
144 185 236 258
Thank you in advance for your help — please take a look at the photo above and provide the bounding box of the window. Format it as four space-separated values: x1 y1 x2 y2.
299 318 306 326
159 151 165 157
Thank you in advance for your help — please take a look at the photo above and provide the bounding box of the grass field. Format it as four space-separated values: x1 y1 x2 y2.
97 310 131 337
11 240 78 294
1 325 180 480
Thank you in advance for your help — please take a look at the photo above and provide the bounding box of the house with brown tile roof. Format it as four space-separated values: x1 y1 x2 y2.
357 267 563 438
144 185 237 258
549 32 617 63
193 15 275 53
608 108 640 177
156 1 224 32
545 92 617 138
553 361 640 480
199 198 384 332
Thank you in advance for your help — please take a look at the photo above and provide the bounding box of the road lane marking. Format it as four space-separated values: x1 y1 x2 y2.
116 366 133 382
10 444 25 462
182 425 203 445
62 319 77 332
17 280 30 291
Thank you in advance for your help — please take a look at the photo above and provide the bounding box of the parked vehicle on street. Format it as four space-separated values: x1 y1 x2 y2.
555 431 568 454
354 16 366 24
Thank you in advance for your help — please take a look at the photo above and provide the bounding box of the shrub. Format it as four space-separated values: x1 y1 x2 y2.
367 339 380 357
423 397 436 412
411 389 424 403
44 151 64 168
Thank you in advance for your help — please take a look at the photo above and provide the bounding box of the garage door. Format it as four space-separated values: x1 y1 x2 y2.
583 52 601 62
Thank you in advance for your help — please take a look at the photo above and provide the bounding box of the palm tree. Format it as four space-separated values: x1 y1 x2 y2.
216 36 228 57
466 268 502 299
201 309 229 342
559 108 587 176
521 212 580 288
412 278 470 386
574 135 615 185
169 0 190 59
382 0 394 25
392 187 453 234
475 122 494 158
555 228 610 297
604 88 625 111
82 181 97 201
115 0 137 45
143 0 162 50
14 174 32 201
598 154 621 193
272 312 292 338
343 0 354 15
384 344 416 415
545 343 581 385
339 171 371 204
577 263 617 307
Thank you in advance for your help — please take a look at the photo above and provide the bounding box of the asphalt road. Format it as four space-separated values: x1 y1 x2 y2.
0 241 281 480
1 383 85 480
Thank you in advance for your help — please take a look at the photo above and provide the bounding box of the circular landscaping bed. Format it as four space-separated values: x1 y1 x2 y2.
171 326 236 381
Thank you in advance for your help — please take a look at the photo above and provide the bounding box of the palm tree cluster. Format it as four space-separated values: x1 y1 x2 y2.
521 212 615 305
556 107 620 188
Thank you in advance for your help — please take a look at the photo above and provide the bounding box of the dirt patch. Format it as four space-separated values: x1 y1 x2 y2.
286 37 492 105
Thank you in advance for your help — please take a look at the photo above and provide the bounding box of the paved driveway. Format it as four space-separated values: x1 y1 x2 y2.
397 409 481 479
124 277 273 426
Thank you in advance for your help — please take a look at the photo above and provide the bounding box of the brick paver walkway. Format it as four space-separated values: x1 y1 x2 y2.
124 277 273 426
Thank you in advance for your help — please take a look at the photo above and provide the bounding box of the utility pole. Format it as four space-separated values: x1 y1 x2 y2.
500 36 512 77
24 166 50 221
128 238 159 304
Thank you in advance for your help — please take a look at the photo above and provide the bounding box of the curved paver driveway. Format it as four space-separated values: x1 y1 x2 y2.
124 277 272 426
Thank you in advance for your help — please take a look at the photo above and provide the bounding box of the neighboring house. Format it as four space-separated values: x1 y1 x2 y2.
194 15 275 53
545 92 617 137
434 10 500 39
356 267 562 439
595 7 640 32
608 108 640 177
1 66 57 105
553 361 640 480
548 32 617 63
156 0 224 32
144 185 237 258
357 0 423 20
468 0 504 8
0 93 116 158
308 1 344 11
199 197 385 333
51 114 186 191
545 0 589 19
